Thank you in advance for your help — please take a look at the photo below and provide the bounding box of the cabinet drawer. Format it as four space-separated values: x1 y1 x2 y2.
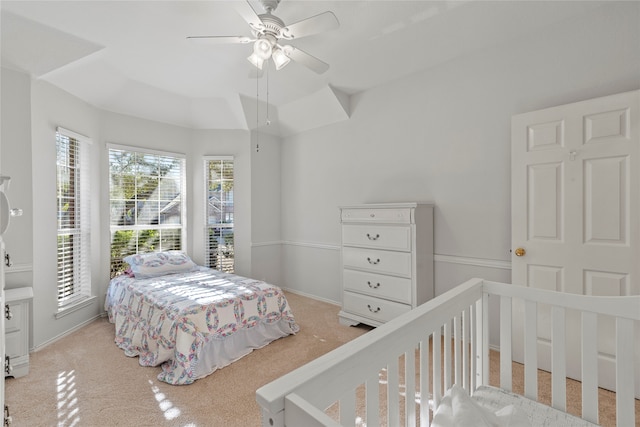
343 247 411 277
343 269 412 303
342 208 411 224
343 292 411 323
342 224 411 251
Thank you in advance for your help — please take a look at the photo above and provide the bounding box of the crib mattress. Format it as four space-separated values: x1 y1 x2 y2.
472 386 599 427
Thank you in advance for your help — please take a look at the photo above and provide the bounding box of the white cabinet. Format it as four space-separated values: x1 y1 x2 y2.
339 203 434 327
4 287 32 378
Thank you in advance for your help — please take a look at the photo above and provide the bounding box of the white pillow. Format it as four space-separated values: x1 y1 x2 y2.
124 251 197 278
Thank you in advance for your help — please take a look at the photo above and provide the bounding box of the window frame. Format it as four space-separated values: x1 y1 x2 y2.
108 143 187 277
55 127 93 312
204 156 234 272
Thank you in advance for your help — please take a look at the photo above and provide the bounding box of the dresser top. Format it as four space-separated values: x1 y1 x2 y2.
339 202 434 210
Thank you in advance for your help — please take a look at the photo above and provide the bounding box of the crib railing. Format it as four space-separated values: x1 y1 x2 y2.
256 278 639 427
483 280 639 426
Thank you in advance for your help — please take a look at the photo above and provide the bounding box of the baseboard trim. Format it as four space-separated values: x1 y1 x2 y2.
31 313 104 353
281 287 341 307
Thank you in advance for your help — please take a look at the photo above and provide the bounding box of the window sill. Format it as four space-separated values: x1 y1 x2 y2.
55 295 97 319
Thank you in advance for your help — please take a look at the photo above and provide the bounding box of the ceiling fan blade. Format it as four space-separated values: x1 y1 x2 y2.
282 11 339 39
236 0 265 32
187 36 253 44
287 46 330 74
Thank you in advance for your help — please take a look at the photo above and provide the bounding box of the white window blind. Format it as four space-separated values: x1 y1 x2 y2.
56 127 91 307
204 157 234 272
109 145 186 277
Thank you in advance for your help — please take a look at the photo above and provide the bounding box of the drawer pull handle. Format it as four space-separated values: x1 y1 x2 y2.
4 404 11 426
4 304 12 321
367 281 380 289
367 257 380 265
366 233 380 241
5 355 12 375
367 304 381 313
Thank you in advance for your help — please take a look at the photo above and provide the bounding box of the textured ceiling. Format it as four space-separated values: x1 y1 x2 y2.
1 1 608 135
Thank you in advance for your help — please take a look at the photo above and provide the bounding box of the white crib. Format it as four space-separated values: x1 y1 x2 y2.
256 278 639 426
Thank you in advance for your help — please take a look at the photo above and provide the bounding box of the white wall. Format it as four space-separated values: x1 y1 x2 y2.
250 131 283 286
279 2 640 304
0 69 33 290
30 80 103 348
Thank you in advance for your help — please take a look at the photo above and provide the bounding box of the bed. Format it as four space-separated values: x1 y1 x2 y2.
256 278 638 426
104 251 299 385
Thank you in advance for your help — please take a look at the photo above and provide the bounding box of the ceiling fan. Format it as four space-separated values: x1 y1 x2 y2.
187 0 339 74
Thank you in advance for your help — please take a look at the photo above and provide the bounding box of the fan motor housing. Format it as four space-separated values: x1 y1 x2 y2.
258 14 285 35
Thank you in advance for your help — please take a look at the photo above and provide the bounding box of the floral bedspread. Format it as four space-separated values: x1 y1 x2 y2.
105 267 299 384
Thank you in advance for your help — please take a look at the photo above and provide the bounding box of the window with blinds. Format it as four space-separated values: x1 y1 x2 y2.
56 128 91 307
205 157 234 272
109 146 186 277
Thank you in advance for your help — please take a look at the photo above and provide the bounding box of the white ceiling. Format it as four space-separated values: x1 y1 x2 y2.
1 0 607 135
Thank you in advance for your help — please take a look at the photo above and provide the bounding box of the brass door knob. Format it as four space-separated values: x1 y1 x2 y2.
514 247 526 257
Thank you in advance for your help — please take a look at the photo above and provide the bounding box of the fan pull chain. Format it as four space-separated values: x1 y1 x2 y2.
255 66 260 153
266 62 271 127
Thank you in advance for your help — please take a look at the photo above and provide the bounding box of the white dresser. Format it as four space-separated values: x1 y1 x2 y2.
338 203 434 327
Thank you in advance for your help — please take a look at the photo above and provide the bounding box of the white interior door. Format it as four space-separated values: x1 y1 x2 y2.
511 90 639 397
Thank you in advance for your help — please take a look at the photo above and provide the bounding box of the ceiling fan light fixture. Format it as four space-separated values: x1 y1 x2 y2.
272 47 291 70
253 38 273 60
247 52 265 69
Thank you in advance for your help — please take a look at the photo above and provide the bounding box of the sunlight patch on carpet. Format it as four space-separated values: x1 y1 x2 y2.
57 370 80 427
149 380 195 424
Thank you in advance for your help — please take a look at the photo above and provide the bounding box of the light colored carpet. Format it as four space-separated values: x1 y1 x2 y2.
4 291 634 426
5 292 371 427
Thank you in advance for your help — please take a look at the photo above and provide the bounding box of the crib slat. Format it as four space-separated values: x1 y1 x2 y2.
616 317 635 427
339 388 356 426
551 306 566 411
419 339 430 427
443 320 452 391
366 372 380 427
480 295 489 387
462 308 470 392
405 348 416 427
524 300 537 400
454 314 462 386
432 329 442 408
470 303 477 392
388 358 400 425
499 295 512 391
581 312 598 424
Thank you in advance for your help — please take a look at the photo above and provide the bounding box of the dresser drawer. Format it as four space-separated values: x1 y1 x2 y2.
343 269 412 303
343 291 411 323
342 224 411 251
343 247 412 277
342 207 412 224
